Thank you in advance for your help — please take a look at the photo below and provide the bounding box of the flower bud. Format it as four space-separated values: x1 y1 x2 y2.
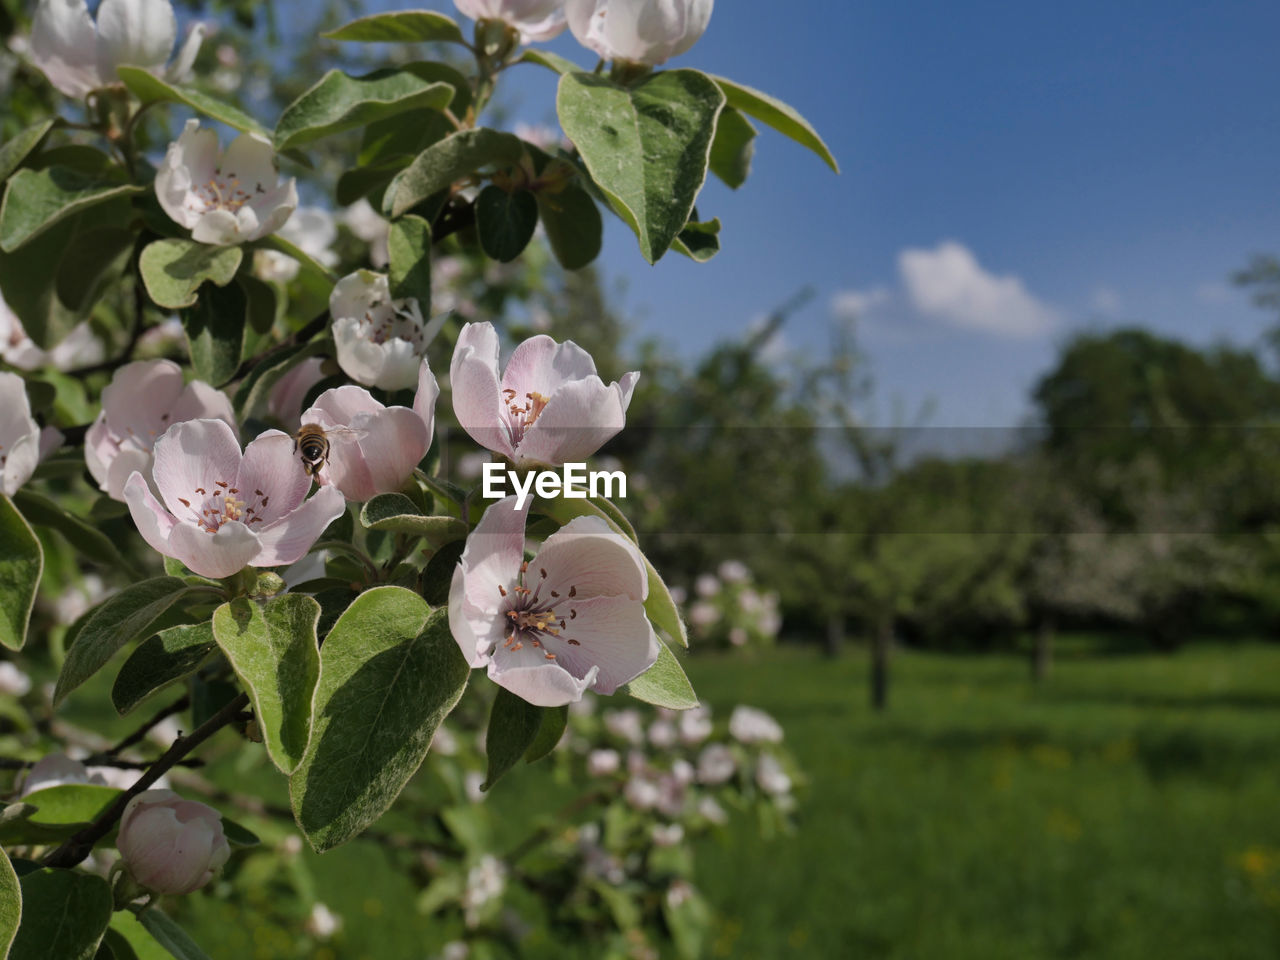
565 0 713 66
117 790 230 895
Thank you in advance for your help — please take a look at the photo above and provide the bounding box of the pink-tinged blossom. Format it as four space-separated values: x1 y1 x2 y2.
299 359 438 502
31 0 203 99
587 748 621 777
565 0 712 66
85 359 237 502
677 705 712 746
156 119 298 245
696 743 734 785
728 705 783 744
267 357 327 432
697 795 728 825
450 322 638 468
454 0 567 44
0 662 31 697
755 754 792 796
603 707 645 745
448 495 659 707
651 823 684 847
117 790 230 895
330 271 437 391
123 419 344 579
0 372 62 496
648 716 677 749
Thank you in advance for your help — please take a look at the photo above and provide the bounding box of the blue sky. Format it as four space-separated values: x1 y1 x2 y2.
346 2 1280 426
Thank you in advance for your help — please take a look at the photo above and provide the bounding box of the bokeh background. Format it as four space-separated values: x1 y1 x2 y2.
3 1 1280 957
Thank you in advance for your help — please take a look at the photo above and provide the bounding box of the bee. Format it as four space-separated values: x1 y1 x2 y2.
293 424 332 478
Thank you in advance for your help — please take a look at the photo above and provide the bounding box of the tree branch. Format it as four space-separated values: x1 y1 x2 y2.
42 692 249 869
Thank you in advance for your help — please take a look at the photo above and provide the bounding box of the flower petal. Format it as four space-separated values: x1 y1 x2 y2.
217 132 277 196
488 655 598 707
31 0 102 98
191 208 244 245
450 322 514 459
101 359 186 443
104 443 154 502
448 564 503 667
501 334 599 398
166 21 203 82
155 120 213 230
413 357 439 434
514 375 633 466
540 595 658 694
123 471 177 556
533 515 647 601
333 316 392 389
95 0 177 78
151 419 242 519
305 384 386 423
245 177 297 241
252 485 345 568
170 379 237 434
355 407 430 499
235 430 310 523
167 518 260 579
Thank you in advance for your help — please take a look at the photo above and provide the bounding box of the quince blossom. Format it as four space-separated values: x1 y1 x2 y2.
565 0 712 66
0 371 62 496
300 358 439 502
255 206 339 283
123 419 344 579
454 0 567 44
31 0 203 99
448 495 659 707
117 790 230 895
450 321 638 467
85 359 237 502
331 270 438 392
1 292 104 371
156 119 298 245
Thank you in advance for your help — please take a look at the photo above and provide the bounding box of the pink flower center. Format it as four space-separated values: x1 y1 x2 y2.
501 389 550 446
189 169 266 215
498 561 583 660
175 480 272 534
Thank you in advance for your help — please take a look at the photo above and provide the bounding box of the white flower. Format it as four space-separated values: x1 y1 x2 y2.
565 0 712 66
688 601 719 629
694 573 719 597
305 903 342 940
670 758 695 785
651 823 684 847
696 743 734 785
21 753 105 795
31 0 203 99
462 856 506 928
718 559 749 583
464 770 487 804
648 717 677 749
1 292 104 371
117 789 230 895
623 774 660 811
587 748 620 777
255 206 338 283
755 754 792 796
0 662 31 697
603 708 645 745
342 199 390 268
330 271 440 391
677 706 711 746
728 706 783 744
0 371 62 497
454 0 567 44
697 795 727 825
156 119 298 245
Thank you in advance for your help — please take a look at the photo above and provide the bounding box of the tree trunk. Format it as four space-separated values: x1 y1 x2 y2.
871 617 891 712
1031 616 1054 682
824 613 845 658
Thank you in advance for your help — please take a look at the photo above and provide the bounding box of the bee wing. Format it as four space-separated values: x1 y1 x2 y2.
322 425 370 443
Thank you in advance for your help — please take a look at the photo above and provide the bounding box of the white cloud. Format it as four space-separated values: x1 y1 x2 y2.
831 287 891 320
897 241 1057 338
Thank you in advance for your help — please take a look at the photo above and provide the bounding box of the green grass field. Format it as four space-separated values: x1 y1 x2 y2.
684 641 1280 959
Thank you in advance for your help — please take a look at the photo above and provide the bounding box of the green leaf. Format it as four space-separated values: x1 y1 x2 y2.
388 214 432 308
482 688 543 791
0 496 42 652
136 909 212 960
556 70 724 264
516 49 581 76
359 107 459 167
233 340 329 423
116 67 269 137
670 215 721 263
100 928 142 960
182 280 247 387
239 274 278 335
54 226 136 313
475 186 538 263
0 847 18 958
391 128 526 218
11 489 135 574
220 818 260 848
0 166 141 252
622 639 698 710
212 595 321 775
54 577 193 706
289 590 469 851
275 67 456 151
537 496 687 647
535 184 602 270
524 704 568 765
420 539 465 607
324 10 466 45
0 118 58 183
109 913 175 960
139 239 242 311
710 75 839 173
10 870 111 960
21 784 120 827
112 621 216 715
360 494 467 545
708 106 756 189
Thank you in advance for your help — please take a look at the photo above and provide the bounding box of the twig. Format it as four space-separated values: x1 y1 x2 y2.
84 693 191 764
42 692 249 869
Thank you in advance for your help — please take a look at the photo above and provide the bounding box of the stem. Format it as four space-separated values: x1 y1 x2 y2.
41 692 249 870
85 693 191 764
